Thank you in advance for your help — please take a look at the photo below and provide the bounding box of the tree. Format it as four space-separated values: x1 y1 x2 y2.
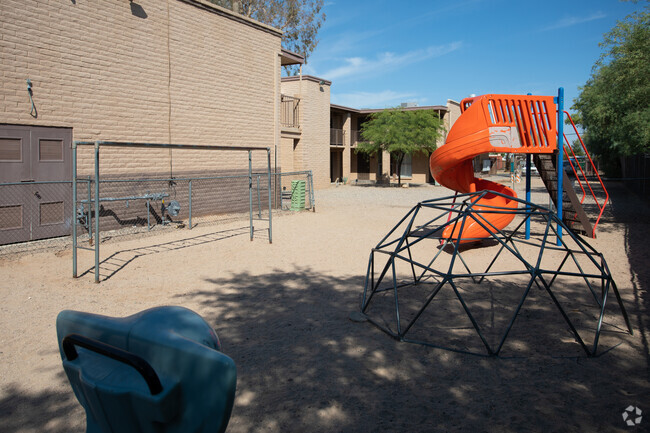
357 108 444 185
571 139 585 157
571 3 649 175
209 0 325 74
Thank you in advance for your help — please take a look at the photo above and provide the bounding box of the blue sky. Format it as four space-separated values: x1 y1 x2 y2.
302 0 643 111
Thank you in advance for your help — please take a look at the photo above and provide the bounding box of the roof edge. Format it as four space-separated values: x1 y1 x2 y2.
330 103 361 114
331 104 449 114
359 105 448 113
178 0 283 38
281 48 305 66
281 75 332 85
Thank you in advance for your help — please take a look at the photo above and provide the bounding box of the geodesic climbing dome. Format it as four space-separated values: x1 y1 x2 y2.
358 190 632 356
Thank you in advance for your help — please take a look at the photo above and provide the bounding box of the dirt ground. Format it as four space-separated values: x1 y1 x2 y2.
1 176 649 432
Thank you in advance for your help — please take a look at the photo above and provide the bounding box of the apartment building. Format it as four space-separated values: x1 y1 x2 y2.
280 76 462 186
330 103 462 185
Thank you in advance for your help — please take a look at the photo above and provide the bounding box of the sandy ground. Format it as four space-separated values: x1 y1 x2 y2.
0 176 649 432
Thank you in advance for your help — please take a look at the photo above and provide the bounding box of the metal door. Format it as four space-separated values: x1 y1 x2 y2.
0 125 72 244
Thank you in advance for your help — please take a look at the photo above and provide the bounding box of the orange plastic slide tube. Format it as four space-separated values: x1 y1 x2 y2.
429 94 557 242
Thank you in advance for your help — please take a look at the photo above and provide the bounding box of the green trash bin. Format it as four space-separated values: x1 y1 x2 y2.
290 180 306 211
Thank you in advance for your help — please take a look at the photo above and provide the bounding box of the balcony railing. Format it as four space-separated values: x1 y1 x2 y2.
351 130 360 146
330 128 344 146
281 94 300 128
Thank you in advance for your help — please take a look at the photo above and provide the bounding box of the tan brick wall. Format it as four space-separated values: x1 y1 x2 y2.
279 79 301 174
411 154 430 184
279 137 294 173
444 100 462 139
280 76 330 189
342 113 351 182
0 0 281 176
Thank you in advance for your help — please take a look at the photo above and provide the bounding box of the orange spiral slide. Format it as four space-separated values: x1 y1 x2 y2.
429 94 558 242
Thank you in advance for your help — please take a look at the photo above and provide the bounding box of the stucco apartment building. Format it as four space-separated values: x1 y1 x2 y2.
280 76 462 186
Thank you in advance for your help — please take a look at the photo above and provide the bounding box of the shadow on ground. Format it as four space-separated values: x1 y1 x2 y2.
175 264 648 432
608 181 650 372
79 226 250 281
0 371 84 433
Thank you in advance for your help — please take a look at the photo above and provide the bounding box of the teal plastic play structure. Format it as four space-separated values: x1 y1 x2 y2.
56 306 236 433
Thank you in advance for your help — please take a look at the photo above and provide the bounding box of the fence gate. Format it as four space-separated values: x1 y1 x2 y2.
0 125 72 245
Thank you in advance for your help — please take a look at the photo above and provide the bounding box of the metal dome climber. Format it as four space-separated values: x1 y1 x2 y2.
357 191 632 357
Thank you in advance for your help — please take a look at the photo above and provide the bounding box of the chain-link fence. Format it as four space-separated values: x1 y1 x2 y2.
620 154 650 196
0 171 314 248
275 171 315 212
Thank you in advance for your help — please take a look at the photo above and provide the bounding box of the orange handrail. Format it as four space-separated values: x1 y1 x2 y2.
563 133 588 203
562 111 609 238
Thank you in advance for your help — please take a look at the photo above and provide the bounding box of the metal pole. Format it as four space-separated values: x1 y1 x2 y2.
525 92 532 241
87 177 92 242
146 199 150 231
188 180 192 229
94 141 100 283
249 150 253 241
257 175 261 218
525 154 531 239
72 142 77 278
309 170 315 212
556 87 564 245
510 153 515 190
267 148 272 243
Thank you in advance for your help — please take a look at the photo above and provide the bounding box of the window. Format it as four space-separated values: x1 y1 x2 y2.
401 154 412 178
391 154 412 178
357 153 370 173
0 138 22 161
39 139 64 161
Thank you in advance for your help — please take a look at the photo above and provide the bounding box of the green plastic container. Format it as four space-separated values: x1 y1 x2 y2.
290 180 306 211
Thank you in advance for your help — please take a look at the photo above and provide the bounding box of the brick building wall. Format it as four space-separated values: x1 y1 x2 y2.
280 76 331 189
0 0 281 177
0 0 286 236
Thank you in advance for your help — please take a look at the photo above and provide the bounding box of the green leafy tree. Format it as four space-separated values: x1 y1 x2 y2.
572 2 650 175
357 108 444 185
209 0 325 74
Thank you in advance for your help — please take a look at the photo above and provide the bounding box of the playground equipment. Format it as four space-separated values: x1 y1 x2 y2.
72 141 274 283
357 90 632 356
430 90 608 242
57 306 236 433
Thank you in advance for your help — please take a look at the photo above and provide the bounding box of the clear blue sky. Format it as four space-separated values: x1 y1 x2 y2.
302 0 643 111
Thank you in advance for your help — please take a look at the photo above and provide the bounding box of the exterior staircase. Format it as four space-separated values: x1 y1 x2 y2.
534 152 595 238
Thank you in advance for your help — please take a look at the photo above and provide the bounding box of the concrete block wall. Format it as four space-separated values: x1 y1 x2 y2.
0 0 281 177
296 77 330 189
280 76 330 189
444 100 462 140
279 79 302 175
